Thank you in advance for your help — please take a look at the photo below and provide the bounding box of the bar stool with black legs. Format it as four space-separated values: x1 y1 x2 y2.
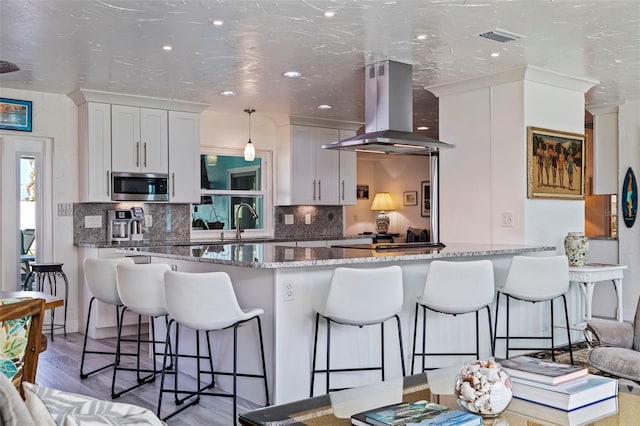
158 270 269 423
111 262 173 399
309 265 405 397
80 257 134 379
493 255 574 364
23 262 69 340
411 260 495 373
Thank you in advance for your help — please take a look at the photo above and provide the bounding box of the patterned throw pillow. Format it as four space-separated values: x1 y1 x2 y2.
0 298 34 389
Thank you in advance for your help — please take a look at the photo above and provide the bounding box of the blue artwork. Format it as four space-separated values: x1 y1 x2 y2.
622 167 637 228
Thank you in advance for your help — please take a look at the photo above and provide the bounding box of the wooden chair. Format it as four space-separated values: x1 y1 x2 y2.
0 298 45 398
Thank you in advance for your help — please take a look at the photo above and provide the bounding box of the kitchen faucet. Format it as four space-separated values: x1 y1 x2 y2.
234 203 259 240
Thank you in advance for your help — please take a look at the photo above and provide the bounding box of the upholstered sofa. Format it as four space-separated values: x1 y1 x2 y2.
586 297 640 382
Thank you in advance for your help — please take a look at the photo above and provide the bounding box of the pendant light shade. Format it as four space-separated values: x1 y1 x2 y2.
244 108 256 161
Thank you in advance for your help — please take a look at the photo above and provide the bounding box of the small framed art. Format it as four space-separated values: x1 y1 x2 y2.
0 98 32 132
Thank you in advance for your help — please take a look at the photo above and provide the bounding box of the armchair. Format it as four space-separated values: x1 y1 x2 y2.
586 297 640 382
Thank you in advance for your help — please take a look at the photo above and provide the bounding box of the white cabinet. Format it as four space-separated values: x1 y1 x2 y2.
338 129 357 205
168 111 200 203
78 102 112 202
278 124 357 206
111 105 168 174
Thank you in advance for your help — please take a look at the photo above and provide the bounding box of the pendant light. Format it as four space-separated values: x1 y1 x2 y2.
244 108 256 161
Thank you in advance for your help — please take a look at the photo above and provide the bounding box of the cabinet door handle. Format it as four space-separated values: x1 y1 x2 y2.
143 142 147 168
318 180 322 200
312 180 316 201
106 171 110 196
342 180 345 200
136 142 140 167
171 172 175 197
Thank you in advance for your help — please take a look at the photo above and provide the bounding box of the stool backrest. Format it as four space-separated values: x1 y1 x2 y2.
116 263 171 317
502 255 569 301
163 271 245 330
83 257 134 305
323 265 403 325
421 260 494 314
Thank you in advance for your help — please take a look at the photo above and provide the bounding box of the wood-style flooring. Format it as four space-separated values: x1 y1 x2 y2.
37 332 261 425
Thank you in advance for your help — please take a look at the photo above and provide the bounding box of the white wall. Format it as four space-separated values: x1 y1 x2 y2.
344 155 430 238
617 100 640 320
0 87 80 332
200 110 277 152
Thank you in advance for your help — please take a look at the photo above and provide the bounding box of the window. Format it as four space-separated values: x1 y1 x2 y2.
191 149 272 239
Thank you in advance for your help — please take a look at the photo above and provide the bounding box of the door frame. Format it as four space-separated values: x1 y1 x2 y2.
0 135 54 291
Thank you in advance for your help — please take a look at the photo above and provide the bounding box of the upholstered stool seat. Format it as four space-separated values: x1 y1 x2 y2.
493 255 574 363
310 266 405 397
411 260 495 373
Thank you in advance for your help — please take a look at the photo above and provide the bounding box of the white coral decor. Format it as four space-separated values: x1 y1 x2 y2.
454 359 512 416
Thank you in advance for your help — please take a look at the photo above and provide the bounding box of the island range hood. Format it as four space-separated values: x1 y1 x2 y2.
322 60 454 155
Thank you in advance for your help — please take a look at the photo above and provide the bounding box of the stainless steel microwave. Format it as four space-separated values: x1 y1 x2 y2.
111 172 169 202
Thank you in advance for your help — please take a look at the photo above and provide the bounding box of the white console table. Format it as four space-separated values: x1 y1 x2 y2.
569 263 627 326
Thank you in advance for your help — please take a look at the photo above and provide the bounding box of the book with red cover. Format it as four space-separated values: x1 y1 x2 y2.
498 356 588 385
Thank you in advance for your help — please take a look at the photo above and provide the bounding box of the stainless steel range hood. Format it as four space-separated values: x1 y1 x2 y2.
322 60 454 155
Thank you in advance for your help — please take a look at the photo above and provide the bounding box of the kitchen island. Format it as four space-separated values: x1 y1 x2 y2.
120 241 576 406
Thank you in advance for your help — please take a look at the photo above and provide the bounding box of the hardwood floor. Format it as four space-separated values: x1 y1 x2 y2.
37 332 262 425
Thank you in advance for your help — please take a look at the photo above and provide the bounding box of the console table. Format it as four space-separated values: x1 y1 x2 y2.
569 263 627 325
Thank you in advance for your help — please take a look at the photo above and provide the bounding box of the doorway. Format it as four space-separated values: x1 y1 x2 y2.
0 135 53 291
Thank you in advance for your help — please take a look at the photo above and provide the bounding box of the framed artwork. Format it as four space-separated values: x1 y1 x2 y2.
357 184 369 200
403 191 417 206
421 181 431 217
527 126 586 200
0 98 32 132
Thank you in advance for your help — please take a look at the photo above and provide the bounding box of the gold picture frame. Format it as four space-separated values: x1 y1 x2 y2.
527 127 586 200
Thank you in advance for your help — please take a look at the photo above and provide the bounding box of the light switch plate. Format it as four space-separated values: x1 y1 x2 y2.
84 215 102 228
145 215 153 227
305 214 312 225
284 214 294 225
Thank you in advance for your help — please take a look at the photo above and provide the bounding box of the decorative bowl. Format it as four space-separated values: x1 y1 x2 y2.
454 359 512 417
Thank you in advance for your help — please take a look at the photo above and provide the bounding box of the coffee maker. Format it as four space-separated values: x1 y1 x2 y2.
108 207 145 243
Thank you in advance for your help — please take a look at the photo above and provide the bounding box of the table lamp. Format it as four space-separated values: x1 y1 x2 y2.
370 192 394 234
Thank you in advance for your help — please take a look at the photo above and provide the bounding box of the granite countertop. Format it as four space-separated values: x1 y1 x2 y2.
118 242 555 269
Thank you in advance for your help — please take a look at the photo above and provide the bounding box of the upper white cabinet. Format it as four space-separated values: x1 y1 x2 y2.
168 111 200 203
277 124 357 206
78 102 112 202
111 105 168 174
338 129 357 205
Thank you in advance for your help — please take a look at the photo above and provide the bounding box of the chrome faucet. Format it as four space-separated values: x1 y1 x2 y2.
234 203 259 240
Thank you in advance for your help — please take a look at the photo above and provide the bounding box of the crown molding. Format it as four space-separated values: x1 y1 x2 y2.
68 89 209 113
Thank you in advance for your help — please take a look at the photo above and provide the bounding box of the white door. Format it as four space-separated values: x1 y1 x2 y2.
111 105 141 173
0 136 53 291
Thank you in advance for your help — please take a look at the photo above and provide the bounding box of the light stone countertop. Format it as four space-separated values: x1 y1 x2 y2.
119 242 556 269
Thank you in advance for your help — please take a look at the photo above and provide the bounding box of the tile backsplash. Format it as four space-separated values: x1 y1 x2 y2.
274 205 343 240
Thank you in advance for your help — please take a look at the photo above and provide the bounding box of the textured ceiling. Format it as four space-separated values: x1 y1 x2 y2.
1 0 639 137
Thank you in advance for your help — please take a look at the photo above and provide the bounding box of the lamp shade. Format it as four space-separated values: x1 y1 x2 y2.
370 192 394 211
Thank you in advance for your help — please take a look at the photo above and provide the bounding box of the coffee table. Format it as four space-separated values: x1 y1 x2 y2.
239 372 639 425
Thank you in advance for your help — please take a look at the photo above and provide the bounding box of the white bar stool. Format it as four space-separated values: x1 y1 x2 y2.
111 263 172 399
158 270 269 423
309 265 406 397
493 255 574 364
411 260 495 373
80 257 134 379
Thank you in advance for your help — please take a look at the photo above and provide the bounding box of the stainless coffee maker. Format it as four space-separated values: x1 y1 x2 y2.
108 207 145 243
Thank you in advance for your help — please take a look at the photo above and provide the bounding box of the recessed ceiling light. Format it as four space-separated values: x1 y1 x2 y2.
491 52 500 57
219 90 237 97
417 126 429 131
317 104 332 110
162 45 172 51
324 10 336 18
416 34 428 40
283 70 303 78
212 20 223 26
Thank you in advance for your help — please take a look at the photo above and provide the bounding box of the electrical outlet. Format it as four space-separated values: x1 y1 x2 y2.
84 215 102 228
283 282 295 301
57 203 73 216
501 212 513 228
305 213 312 225
284 214 294 225
145 215 153 227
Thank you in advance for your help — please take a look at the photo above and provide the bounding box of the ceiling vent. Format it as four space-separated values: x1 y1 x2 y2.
478 29 523 43
0 60 20 74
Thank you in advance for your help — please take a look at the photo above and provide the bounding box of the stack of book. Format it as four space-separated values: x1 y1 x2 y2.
499 356 618 423
351 401 482 426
